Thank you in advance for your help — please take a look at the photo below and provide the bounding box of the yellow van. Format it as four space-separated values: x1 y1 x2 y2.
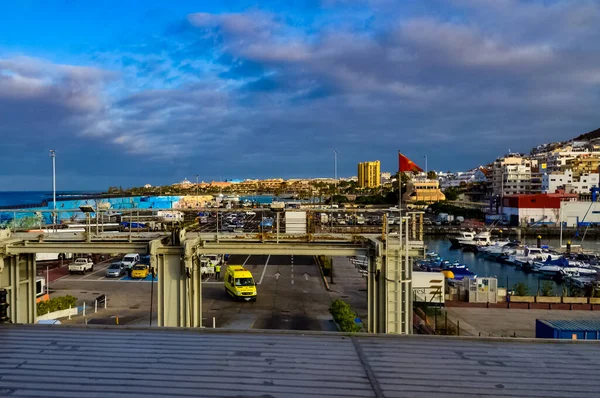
224 266 257 301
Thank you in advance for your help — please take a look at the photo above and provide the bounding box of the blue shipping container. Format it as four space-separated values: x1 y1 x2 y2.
536 319 600 340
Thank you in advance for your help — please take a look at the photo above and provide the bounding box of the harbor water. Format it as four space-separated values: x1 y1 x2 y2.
425 237 600 294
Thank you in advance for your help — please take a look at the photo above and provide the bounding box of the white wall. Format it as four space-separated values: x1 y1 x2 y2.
542 171 572 193
502 207 559 225
562 202 600 226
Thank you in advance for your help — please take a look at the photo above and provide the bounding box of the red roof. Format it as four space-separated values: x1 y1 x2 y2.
502 193 578 209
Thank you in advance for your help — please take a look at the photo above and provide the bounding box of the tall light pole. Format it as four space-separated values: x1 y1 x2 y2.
49 150 56 226
333 150 337 190
333 150 338 208
424 155 428 178
196 174 199 208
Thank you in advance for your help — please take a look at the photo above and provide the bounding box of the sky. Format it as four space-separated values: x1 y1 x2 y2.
1 0 599 190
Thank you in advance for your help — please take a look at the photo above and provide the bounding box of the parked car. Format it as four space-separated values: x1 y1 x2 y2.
106 262 125 278
245 211 256 215
131 265 149 279
121 253 140 269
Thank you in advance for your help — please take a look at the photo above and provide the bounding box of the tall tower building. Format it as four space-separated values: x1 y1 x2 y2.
358 161 381 188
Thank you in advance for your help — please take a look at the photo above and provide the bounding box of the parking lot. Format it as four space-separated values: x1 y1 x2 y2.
50 254 338 330
188 208 435 235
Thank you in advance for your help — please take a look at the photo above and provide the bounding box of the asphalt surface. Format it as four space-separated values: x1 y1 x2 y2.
203 254 334 331
51 254 337 331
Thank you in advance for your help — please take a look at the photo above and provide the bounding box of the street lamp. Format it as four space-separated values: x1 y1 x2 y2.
333 150 338 200
49 150 56 226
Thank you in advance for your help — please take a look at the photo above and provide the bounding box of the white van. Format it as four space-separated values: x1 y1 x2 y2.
121 253 140 269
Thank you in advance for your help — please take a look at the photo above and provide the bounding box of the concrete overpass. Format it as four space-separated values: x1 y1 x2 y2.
0 215 424 334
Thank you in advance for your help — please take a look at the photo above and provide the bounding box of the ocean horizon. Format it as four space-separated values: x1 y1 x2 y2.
0 191 103 207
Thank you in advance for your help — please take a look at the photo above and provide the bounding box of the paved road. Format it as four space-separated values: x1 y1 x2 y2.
52 254 336 331
203 254 335 331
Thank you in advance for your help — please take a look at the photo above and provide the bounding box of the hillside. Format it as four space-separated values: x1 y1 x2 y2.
573 127 600 141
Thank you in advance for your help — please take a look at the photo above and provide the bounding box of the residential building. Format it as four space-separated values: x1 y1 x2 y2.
439 168 488 189
357 161 381 188
565 154 600 180
501 193 578 226
259 179 284 189
492 154 533 196
542 170 600 194
173 178 193 187
403 180 445 203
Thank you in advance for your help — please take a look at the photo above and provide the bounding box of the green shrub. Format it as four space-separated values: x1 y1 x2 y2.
540 281 554 296
330 299 360 332
37 295 77 316
512 282 529 296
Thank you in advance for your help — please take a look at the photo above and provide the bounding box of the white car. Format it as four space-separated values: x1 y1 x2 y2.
68 258 94 274
245 211 256 215
121 253 140 269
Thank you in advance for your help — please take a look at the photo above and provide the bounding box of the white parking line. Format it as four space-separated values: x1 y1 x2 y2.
242 255 251 266
258 255 270 285
50 279 141 283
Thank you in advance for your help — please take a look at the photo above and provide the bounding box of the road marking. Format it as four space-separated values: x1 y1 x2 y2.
242 255 251 266
49 274 70 284
258 255 270 285
49 279 147 283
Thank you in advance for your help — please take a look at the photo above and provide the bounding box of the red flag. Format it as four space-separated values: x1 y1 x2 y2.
398 152 423 173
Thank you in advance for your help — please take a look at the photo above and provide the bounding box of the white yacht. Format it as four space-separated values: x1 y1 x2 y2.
478 241 518 257
459 231 493 250
508 247 560 267
447 231 475 247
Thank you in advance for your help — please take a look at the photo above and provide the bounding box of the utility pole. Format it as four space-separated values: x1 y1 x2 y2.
334 150 338 198
49 150 57 227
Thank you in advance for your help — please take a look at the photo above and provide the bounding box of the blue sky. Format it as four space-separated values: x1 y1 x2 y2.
1 0 599 190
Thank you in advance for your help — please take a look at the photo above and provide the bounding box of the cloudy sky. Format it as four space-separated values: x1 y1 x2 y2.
1 0 599 190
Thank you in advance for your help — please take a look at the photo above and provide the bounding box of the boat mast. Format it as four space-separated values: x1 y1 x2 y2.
559 200 563 248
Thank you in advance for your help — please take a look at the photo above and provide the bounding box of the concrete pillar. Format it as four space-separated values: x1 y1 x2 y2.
384 229 412 335
368 253 385 333
0 253 36 324
151 236 202 328
419 213 424 241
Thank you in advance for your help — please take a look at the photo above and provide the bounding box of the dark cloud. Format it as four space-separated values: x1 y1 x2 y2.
2 1 600 189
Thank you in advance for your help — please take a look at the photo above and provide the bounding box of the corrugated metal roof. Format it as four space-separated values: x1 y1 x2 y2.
539 319 600 331
2 325 600 397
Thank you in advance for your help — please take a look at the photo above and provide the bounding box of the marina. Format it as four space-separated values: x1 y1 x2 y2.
423 237 600 294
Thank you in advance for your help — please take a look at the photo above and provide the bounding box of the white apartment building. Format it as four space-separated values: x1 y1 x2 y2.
542 170 599 194
492 154 533 196
439 169 488 189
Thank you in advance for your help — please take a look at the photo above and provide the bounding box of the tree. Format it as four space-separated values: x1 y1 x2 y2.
513 282 529 296
444 187 460 201
540 281 554 296
427 171 437 180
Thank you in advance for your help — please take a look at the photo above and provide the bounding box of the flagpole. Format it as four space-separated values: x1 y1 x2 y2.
398 152 402 250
